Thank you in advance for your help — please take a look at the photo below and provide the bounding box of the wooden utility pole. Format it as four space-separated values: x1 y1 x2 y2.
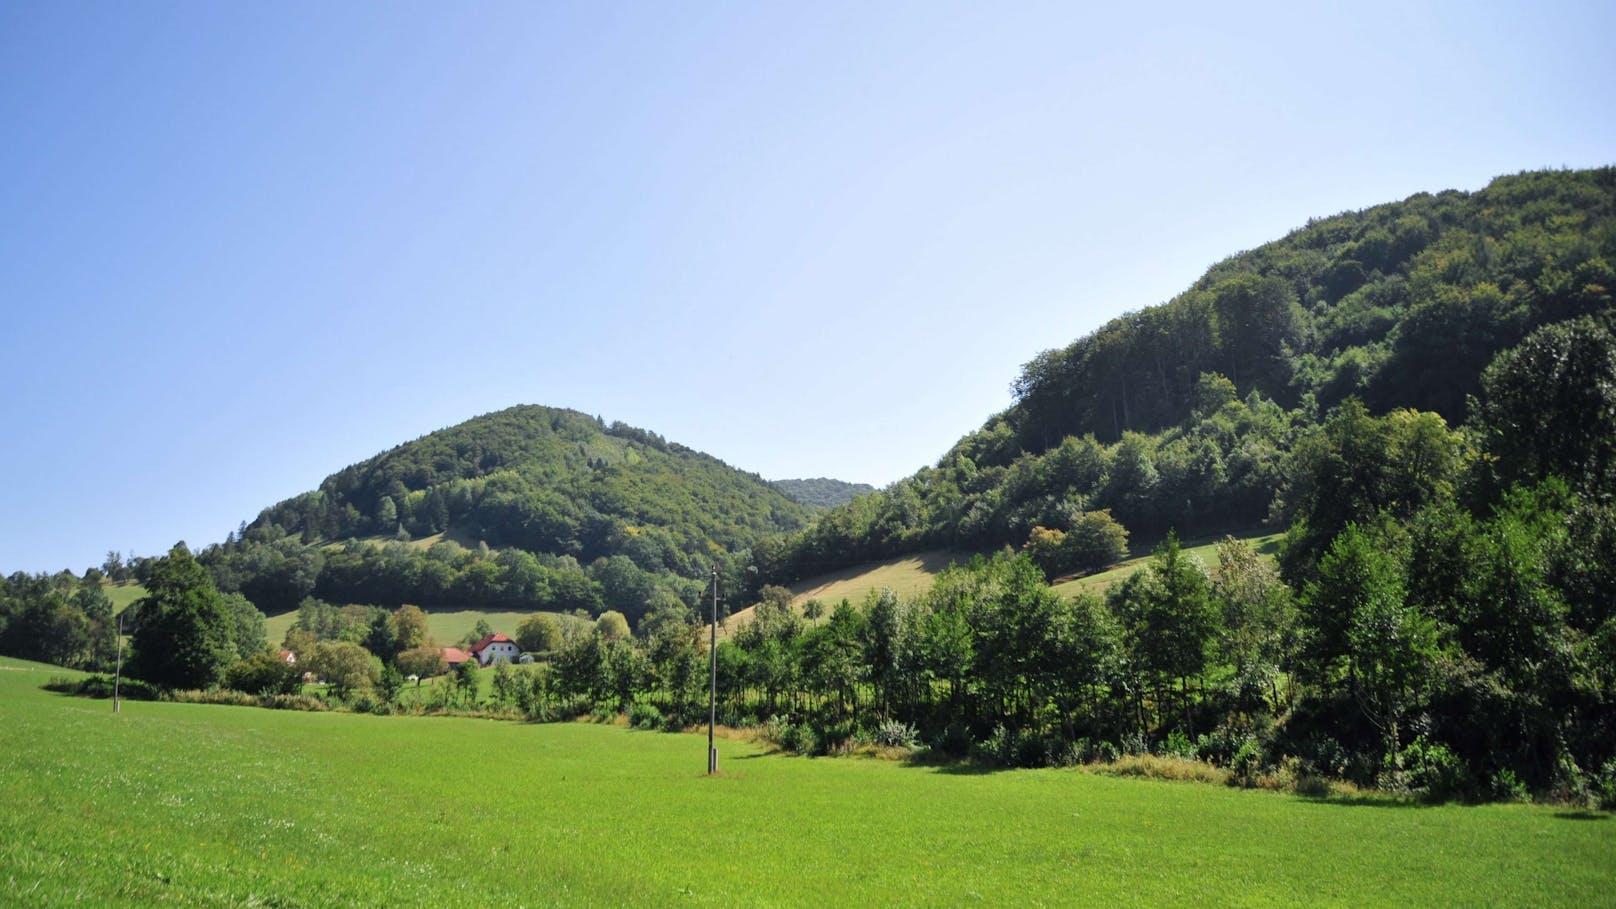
113 612 124 714
708 564 718 775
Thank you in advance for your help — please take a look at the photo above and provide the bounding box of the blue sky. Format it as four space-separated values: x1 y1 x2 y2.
2 1 1613 574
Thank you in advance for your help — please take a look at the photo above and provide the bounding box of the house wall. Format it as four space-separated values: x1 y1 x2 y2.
480 642 521 665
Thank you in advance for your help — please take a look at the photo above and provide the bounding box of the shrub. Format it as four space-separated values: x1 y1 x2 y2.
1386 737 1472 801
1160 730 1196 759
1096 754 1229 785
777 721 821 755
629 699 664 730
261 693 328 712
977 725 1054 768
1195 726 1257 766
1489 768 1531 803
931 722 975 757
223 651 302 696
43 674 160 701
1119 731 1150 756
1229 738 1266 787
1592 758 1616 811
873 720 919 749
1294 735 1352 779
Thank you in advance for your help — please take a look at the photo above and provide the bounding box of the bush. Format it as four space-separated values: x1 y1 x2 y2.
778 722 822 755
1592 758 1616 811
1119 731 1150 756
223 651 301 696
873 720 919 749
930 722 975 757
1160 730 1196 759
1096 753 1229 785
1386 737 1472 801
43 674 160 701
1489 768 1531 803
628 699 664 730
1229 738 1266 787
977 725 1054 768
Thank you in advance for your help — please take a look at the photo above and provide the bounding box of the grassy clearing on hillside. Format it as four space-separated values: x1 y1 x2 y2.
3 657 1610 908
720 530 1281 636
1051 528 1284 598
103 582 147 614
719 550 968 638
263 608 585 650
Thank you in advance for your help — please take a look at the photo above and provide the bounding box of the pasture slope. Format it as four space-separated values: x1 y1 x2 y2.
2 657 1612 908
262 608 585 652
719 529 1282 637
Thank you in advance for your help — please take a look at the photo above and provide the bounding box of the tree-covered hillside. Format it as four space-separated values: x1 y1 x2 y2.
771 168 1615 577
771 478 877 510
199 406 810 620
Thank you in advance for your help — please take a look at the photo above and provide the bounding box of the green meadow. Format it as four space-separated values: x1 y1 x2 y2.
263 607 582 653
3 658 1611 908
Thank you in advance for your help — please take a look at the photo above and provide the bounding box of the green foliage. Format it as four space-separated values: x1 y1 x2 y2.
7 663 1614 907
515 611 564 653
201 406 811 619
771 477 876 509
1386 737 1472 801
128 544 242 690
594 610 630 642
1476 314 1616 497
309 640 381 700
223 651 302 696
396 645 447 680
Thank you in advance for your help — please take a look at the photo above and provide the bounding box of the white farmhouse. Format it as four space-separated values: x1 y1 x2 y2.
469 632 521 666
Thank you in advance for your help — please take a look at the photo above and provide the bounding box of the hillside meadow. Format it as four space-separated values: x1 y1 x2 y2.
2 657 1611 908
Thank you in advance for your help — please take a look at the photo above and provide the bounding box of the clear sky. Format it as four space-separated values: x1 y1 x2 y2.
3 1 1613 574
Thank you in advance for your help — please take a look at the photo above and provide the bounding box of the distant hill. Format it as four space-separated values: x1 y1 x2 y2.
202 406 812 621
770 477 876 509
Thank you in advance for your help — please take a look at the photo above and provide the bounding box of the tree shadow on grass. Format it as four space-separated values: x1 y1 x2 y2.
1552 811 1609 821
901 752 999 776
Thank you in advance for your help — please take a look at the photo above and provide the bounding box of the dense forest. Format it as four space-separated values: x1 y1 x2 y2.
770 478 877 510
194 406 811 622
8 167 1614 803
766 167 1616 577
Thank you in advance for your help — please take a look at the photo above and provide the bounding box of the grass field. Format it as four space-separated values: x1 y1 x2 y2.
720 550 970 638
3 656 1610 908
1050 528 1285 599
103 582 147 615
263 608 590 651
721 529 1283 636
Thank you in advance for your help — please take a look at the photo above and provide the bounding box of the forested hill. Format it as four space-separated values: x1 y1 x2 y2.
771 478 877 509
1000 167 1616 453
769 167 1616 578
201 406 811 618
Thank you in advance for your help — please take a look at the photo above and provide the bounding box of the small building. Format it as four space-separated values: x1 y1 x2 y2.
278 649 297 665
469 632 521 666
442 647 470 669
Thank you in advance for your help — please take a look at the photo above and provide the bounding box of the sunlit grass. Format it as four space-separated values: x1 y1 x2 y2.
1051 527 1284 598
3 656 1611 907
103 581 147 615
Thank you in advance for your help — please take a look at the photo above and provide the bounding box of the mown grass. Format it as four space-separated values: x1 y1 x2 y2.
719 550 967 639
263 608 588 651
103 581 147 615
1051 527 1285 598
2 657 1611 907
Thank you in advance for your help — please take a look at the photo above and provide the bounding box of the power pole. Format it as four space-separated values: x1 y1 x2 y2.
113 612 124 714
708 564 719 775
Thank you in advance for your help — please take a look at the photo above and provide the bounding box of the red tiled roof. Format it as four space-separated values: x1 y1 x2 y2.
469 632 516 655
442 647 470 664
